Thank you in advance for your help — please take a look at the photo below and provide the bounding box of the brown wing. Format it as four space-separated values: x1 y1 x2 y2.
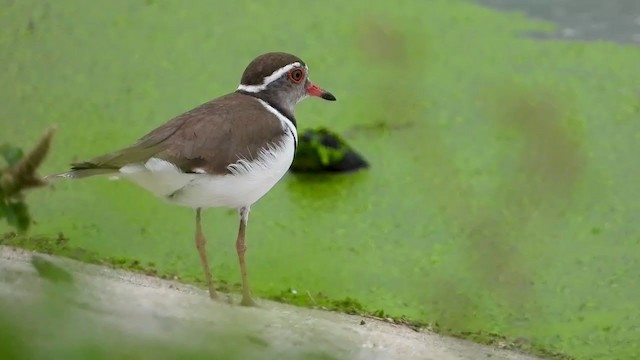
67 92 288 177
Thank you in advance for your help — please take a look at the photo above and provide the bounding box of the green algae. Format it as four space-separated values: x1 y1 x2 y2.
1 232 177 279
1 1 640 359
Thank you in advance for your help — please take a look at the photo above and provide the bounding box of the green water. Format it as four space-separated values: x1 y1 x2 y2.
1 1 639 359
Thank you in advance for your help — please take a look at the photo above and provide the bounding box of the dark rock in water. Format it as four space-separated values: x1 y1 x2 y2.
291 127 369 174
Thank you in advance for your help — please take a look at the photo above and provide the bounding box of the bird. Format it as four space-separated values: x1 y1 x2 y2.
47 52 336 306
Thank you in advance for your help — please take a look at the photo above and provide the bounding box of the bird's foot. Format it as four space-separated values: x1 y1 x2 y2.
206 286 220 301
240 295 259 307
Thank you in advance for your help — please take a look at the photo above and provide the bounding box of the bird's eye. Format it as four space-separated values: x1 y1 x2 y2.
288 68 304 83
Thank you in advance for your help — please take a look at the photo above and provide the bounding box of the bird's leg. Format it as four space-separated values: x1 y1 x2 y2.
236 206 257 307
195 208 218 300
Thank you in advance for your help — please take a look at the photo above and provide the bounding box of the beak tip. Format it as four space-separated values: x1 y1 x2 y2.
307 82 336 101
322 92 337 101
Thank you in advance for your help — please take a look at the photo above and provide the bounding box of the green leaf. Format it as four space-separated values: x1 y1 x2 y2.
5 201 30 232
0 199 6 220
0 144 24 167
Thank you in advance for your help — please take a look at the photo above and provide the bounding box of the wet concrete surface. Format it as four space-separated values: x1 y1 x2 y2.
475 0 640 44
0 246 541 360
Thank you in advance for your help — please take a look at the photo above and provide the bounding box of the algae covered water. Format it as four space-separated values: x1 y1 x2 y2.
1 1 639 359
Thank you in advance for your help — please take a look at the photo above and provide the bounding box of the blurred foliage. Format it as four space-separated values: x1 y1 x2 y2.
31 254 75 284
0 127 55 232
0 145 24 166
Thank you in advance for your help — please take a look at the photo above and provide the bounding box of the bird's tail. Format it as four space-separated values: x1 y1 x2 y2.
45 163 118 180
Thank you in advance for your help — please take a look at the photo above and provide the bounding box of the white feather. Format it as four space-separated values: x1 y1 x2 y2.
116 99 296 209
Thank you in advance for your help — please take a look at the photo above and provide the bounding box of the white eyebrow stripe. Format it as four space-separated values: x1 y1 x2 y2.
237 62 301 93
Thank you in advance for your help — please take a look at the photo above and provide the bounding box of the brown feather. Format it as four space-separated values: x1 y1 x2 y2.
65 92 289 177
239 52 305 86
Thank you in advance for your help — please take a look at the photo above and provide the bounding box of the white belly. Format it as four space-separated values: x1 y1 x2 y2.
116 134 295 209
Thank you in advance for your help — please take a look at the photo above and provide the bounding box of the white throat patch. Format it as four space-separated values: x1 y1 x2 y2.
237 62 302 93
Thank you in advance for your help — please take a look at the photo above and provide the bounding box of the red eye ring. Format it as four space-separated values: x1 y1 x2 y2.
288 68 304 84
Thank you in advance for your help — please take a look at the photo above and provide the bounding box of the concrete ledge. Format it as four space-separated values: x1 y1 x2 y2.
0 246 541 360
